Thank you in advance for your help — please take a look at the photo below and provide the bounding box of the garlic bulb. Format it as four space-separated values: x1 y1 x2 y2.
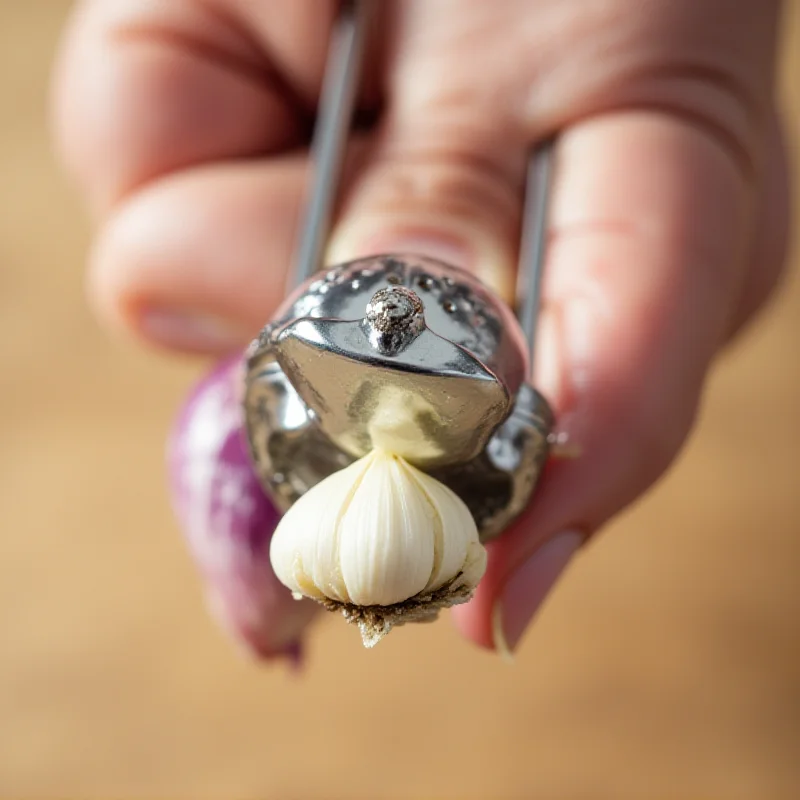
269 450 487 646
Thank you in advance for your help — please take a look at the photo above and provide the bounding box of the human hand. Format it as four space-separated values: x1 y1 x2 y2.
52 0 790 657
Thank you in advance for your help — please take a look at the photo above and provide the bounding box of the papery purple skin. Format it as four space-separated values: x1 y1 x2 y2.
167 357 316 661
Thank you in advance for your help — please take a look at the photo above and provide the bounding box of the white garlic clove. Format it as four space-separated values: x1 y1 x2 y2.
410 465 484 593
338 452 435 606
268 456 369 604
269 449 487 641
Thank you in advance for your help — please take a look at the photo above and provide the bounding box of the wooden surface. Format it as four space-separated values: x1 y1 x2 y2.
1 4 798 798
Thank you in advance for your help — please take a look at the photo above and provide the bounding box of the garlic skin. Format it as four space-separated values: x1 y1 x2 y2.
269 450 486 614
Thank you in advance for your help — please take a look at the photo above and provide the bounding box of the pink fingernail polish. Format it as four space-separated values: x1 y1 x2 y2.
168 358 317 661
493 530 584 659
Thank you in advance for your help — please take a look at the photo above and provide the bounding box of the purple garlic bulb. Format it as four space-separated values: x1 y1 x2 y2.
167 357 317 661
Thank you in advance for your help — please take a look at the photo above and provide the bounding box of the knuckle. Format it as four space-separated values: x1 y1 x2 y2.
352 141 523 230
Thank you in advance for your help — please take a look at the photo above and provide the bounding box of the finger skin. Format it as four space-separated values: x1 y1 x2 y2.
87 155 308 348
87 139 372 354
51 0 320 213
452 111 778 649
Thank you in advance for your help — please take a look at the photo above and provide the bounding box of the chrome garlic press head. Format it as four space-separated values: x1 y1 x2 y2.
245 253 553 541
243 0 555 542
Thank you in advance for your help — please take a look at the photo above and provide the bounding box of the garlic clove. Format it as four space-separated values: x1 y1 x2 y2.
268 456 371 603
405 462 484 594
338 451 435 606
269 448 487 644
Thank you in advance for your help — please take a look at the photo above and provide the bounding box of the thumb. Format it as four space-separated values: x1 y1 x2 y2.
326 110 527 303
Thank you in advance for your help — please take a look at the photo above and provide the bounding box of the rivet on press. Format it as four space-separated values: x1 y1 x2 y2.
363 286 426 355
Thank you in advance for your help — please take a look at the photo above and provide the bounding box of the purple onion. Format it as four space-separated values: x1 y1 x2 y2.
167 357 317 661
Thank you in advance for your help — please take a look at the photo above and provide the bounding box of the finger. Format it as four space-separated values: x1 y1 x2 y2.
88 154 308 354
325 9 529 304
51 0 335 214
326 117 526 304
450 112 767 654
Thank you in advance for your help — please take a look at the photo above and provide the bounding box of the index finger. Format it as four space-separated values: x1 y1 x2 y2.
51 0 336 214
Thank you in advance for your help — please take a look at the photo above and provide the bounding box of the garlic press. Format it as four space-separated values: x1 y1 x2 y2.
243 0 556 542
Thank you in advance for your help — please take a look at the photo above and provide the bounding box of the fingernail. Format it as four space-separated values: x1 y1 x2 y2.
168 358 318 662
493 529 584 660
327 221 514 302
139 308 251 353
205 587 307 668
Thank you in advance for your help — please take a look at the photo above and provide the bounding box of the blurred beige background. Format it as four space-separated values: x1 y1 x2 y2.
1 3 798 799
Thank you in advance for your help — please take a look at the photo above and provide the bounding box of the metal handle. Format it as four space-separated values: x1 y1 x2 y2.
516 140 556 373
288 0 373 293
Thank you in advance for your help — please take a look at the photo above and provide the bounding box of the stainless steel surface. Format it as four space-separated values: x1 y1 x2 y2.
245 252 554 538
288 0 372 292
517 141 556 361
274 317 508 467
430 383 554 541
245 360 353 511
247 255 526 468
244 353 552 542
271 255 528 379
